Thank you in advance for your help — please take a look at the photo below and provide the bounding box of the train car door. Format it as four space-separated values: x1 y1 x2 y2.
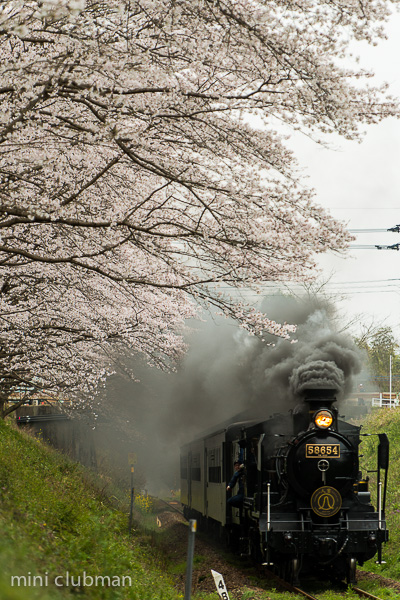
205 433 226 525
187 450 192 508
189 440 205 515
180 448 190 507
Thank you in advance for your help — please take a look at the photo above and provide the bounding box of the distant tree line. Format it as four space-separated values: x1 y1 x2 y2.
356 327 400 394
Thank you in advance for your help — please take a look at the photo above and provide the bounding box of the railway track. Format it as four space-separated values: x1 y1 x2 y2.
158 498 185 516
351 587 386 600
292 586 385 600
283 581 385 600
263 568 386 600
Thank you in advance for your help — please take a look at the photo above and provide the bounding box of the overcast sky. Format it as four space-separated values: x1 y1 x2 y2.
290 8 400 337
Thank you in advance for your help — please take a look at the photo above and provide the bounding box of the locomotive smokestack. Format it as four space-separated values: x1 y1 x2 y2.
302 386 338 405
293 386 339 433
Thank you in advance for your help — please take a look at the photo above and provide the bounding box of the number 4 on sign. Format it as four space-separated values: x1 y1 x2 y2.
211 570 230 600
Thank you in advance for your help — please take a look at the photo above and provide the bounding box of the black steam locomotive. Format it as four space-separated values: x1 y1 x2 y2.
180 387 389 584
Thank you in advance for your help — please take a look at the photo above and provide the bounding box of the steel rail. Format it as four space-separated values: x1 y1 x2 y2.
352 587 384 600
290 585 320 600
157 498 185 516
261 568 319 600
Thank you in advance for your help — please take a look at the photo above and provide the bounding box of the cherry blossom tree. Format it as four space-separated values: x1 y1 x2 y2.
0 0 398 412
0 263 195 417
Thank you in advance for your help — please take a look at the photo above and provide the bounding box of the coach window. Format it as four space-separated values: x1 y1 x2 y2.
191 452 201 481
180 455 188 479
208 448 222 483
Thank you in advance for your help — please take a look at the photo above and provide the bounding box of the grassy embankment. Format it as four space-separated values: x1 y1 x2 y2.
0 417 189 600
358 408 400 579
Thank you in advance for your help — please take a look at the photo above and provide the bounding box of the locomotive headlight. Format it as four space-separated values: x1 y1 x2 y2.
314 410 333 429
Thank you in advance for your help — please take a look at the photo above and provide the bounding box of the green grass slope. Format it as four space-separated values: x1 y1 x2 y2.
0 419 183 600
358 408 400 580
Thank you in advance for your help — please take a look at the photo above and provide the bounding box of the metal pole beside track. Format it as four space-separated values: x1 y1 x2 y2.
128 453 137 534
128 465 135 533
184 519 197 600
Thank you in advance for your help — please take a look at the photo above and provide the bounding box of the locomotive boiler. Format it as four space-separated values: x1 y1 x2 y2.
180 386 389 585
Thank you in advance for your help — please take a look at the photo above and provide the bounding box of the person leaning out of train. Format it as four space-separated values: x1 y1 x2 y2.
226 460 245 507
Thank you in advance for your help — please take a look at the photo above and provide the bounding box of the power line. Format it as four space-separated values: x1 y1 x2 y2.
224 278 400 289
348 224 400 250
332 208 398 210
350 243 400 250
346 224 400 249
216 281 400 294
328 278 400 284
349 224 400 233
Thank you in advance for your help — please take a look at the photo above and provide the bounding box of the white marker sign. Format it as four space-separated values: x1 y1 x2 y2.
211 570 230 600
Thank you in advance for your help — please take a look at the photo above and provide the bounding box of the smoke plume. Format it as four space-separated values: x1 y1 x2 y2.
93 294 364 493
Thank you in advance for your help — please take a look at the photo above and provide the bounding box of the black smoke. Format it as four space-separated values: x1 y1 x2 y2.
154 296 362 438
95 294 363 493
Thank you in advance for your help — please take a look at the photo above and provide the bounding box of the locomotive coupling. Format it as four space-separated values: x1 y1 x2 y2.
314 536 337 558
283 532 293 546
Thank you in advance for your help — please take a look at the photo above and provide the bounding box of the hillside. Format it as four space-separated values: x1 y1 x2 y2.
357 408 400 580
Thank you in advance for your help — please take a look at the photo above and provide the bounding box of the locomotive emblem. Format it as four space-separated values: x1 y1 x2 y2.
310 486 342 517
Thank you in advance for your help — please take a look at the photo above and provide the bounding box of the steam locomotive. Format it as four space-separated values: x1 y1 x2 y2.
180 387 389 585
